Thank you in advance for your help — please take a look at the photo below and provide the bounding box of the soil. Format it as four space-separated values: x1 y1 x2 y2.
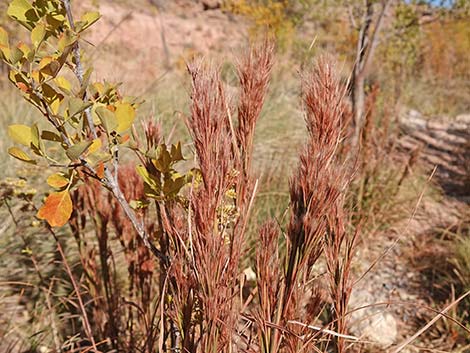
80 0 248 90
349 111 470 351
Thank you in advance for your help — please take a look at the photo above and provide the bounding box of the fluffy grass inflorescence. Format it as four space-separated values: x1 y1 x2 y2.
250 56 358 353
1 41 366 353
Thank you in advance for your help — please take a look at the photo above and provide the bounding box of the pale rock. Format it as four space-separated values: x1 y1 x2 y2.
456 114 470 125
400 109 427 130
349 290 398 348
407 109 423 120
361 312 398 347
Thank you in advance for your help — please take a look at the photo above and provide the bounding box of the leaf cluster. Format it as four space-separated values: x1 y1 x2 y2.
1 0 193 228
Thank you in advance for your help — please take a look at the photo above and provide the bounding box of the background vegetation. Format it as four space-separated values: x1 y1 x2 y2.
0 0 469 352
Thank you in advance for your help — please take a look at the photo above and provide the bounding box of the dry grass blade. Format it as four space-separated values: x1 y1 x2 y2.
354 166 438 286
287 320 359 341
392 289 470 353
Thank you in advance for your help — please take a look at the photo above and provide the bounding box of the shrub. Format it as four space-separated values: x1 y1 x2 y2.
223 0 295 47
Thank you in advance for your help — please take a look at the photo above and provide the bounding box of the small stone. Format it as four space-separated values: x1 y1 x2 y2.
201 0 221 10
361 312 398 347
408 109 422 120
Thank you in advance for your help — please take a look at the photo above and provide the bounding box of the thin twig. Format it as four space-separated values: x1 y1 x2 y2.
61 0 166 263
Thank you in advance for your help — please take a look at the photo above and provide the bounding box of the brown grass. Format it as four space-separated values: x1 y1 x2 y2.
2 44 367 353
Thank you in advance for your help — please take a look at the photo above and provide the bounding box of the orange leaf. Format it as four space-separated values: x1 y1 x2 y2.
16 82 29 93
140 259 154 273
96 162 105 179
37 190 73 227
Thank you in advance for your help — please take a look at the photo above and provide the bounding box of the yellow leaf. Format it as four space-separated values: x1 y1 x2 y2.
8 124 32 146
93 82 105 95
115 102 135 133
31 23 45 48
38 56 60 76
31 70 41 83
47 173 69 189
96 106 117 132
50 97 61 115
8 146 36 164
0 27 9 48
37 191 73 227
88 138 102 154
55 76 72 92
17 42 30 57
38 56 53 70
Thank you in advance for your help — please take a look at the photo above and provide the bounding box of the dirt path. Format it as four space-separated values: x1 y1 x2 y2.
399 111 470 202
350 112 469 351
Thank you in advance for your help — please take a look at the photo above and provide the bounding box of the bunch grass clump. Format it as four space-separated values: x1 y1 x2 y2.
0 1 368 351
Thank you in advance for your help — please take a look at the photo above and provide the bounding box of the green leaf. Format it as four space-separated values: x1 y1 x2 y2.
8 124 32 146
31 23 46 48
30 124 44 156
115 102 135 133
171 142 184 162
86 151 112 166
45 12 66 31
129 199 150 210
153 144 172 173
7 0 38 28
68 97 90 117
96 106 117 132
136 165 154 186
57 31 76 52
78 68 93 97
41 130 62 142
66 140 93 160
7 0 33 21
10 46 24 64
8 147 36 164
163 175 186 197
79 11 101 32
54 76 72 93
143 183 161 199
136 165 161 196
